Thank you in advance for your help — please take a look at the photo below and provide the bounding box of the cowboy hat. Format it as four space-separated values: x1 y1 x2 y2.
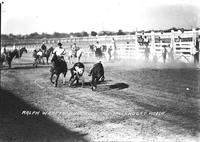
57 42 62 46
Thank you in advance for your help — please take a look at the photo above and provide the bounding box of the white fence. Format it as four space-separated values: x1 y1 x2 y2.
114 29 199 63
3 29 200 63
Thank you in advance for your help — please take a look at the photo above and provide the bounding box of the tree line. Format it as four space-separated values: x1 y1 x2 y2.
2 27 196 41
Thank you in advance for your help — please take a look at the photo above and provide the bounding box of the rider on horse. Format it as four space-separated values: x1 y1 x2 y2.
41 41 47 55
1 45 7 56
71 43 80 57
94 41 103 59
1 45 7 64
52 42 66 61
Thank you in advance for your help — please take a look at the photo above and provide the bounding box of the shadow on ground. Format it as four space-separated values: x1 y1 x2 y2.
109 83 129 90
0 64 51 70
95 82 129 92
0 88 89 142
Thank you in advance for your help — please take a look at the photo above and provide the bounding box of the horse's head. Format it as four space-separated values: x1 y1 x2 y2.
49 47 54 52
21 47 28 53
32 50 37 58
18 47 28 58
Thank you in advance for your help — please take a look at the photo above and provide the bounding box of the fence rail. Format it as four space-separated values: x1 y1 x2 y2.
2 29 200 63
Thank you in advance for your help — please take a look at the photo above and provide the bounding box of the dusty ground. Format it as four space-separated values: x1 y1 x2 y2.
0 52 200 142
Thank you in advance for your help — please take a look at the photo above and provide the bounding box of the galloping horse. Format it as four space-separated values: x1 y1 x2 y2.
68 48 84 64
50 53 68 87
32 49 42 68
0 47 28 68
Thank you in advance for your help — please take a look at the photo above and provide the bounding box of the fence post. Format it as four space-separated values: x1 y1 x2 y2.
151 31 155 58
135 31 139 58
192 29 197 63
171 30 175 60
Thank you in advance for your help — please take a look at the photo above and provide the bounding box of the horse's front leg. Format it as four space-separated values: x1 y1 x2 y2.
62 72 67 85
50 72 54 84
46 57 49 64
55 74 60 87
8 61 11 69
78 56 81 62
42 57 45 65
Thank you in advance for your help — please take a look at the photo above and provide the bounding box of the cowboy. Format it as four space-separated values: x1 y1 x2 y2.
41 41 47 55
71 43 80 57
143 36 149 46
94 41 103 60
52 42 66 61
37 49 43 57
95 41 101 50
1 45 6 55
1 45 7 64
162 45 168 63
112 38 116 49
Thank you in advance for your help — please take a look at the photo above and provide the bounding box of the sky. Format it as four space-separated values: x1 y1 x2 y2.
1 0 200 35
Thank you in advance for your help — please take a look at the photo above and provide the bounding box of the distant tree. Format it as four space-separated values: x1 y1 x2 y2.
91 31 97 36
81 31 89 37
29 32 40 39
130 31 136 35
117 29 126 35
74 32 82 37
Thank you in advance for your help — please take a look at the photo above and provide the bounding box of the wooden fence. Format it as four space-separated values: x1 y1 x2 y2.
2 29 200 63
114 29 199 63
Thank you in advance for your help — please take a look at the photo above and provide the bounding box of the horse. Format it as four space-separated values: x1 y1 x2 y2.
50 53 68 87
32 47 54 67
42 47 54 64
0 47 28 68
68 48 84 64
137 36 144 46
32 49 42 68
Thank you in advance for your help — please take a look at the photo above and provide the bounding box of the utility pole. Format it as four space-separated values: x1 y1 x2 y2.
0 1 4 88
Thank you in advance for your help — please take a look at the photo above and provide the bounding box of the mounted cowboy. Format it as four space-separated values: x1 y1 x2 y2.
52 42 66 61
1 45 7 65
1 45 7 57
41 41 47 55
94 41 103 60
50 42 68 87
71 43 80 57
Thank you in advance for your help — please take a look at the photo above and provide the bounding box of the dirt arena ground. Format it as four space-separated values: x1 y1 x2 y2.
0 52 200 142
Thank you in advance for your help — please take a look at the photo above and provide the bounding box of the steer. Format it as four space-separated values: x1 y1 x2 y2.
69 62 85 87
89 61 105 91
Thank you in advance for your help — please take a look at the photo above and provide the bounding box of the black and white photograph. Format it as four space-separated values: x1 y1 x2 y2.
0 0 200 141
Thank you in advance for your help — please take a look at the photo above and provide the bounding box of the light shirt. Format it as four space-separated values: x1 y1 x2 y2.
53 47 66 56
1 47 5 54
37 51 43 56
144 37 148 42
95 44 101 49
